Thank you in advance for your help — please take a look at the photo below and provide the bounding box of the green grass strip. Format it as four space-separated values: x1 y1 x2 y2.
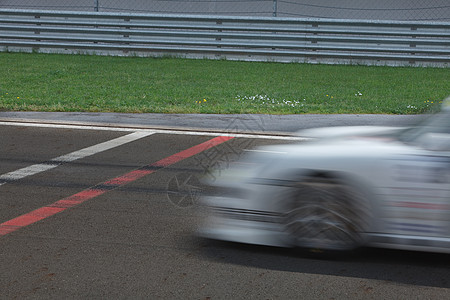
0 52 448 114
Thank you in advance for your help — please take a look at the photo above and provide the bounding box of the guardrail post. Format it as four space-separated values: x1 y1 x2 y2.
33 14 41 53
311 22 318 61
410 26 417 65
273 0 278 17
123 17 130 54
94 0 99 12
216 20 222 58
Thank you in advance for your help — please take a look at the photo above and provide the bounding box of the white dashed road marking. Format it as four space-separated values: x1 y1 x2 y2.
0 120 307 185
0 131 154 186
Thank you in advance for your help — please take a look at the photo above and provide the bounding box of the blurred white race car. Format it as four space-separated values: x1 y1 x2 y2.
199 98 450 254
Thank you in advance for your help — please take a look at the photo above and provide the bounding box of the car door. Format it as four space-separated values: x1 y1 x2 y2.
384 151 450 238
379 113 450 240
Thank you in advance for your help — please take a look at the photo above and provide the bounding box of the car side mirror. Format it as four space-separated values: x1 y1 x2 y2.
419 133 450 151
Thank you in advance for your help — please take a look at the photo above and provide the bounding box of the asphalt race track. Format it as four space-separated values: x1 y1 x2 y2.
0 121 449 299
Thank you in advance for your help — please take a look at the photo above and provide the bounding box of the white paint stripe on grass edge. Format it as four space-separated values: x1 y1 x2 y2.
0 121 309 141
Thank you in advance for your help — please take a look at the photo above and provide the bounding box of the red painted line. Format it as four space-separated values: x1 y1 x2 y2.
0 136 233 237
48 189 107 208
391 201 450 210
103 170 154 186
153 135 233 167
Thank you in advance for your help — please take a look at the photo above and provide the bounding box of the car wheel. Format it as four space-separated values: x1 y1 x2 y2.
283 175 369 254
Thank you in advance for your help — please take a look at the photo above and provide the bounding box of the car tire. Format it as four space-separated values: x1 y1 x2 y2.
282 175 369 256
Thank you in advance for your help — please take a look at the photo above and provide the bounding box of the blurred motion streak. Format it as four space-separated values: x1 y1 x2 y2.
199 97 450 256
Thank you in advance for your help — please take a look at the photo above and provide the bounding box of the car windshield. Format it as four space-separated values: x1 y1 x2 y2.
398 110 450 144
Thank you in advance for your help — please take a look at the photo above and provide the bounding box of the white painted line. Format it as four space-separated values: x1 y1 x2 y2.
0 121 308 141
0 131 154 186
0 121 138 132
55 131 153 162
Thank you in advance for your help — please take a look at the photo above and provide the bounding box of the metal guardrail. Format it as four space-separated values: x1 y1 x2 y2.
0 9 449 66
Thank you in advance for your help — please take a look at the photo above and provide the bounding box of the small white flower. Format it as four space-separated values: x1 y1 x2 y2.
235 94 306 108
